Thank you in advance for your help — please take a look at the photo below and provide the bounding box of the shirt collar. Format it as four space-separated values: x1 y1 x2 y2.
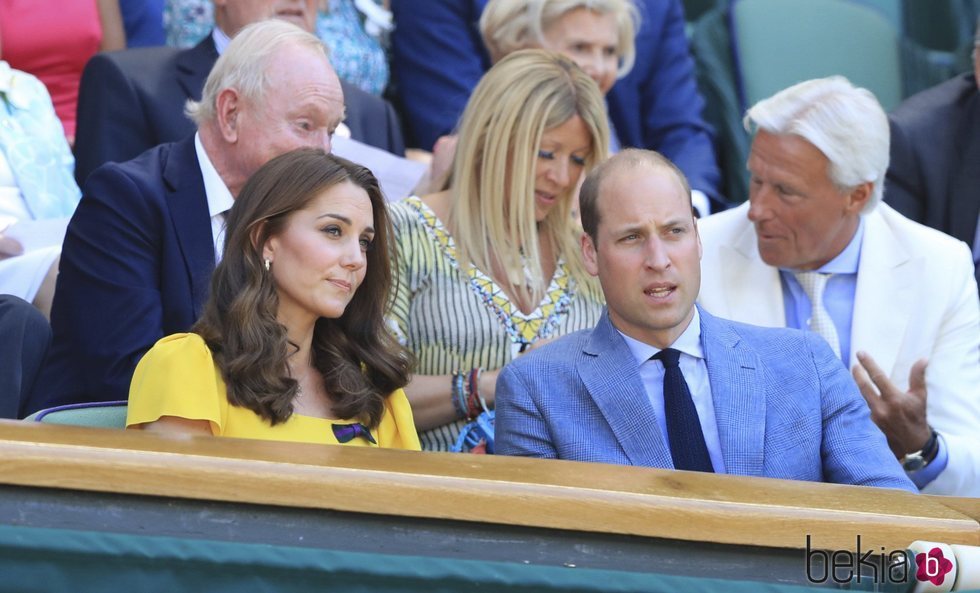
195 132 234 219
617 306 704 366
782 216 865 275
212 27 232 56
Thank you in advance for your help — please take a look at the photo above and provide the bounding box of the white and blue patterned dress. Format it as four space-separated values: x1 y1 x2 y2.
388 196 604 451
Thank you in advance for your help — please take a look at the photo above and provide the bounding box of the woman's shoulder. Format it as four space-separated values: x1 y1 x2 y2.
387 195 425 226
144 333 214 363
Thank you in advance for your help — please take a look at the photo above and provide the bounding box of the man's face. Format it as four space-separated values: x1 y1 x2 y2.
581 163 702 349
216 0 317 36
231 43 344 187
746 130 868 271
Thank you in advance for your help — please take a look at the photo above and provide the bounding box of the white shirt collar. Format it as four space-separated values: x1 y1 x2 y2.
617 306 704 366
195 132 234 219
212 27 231 55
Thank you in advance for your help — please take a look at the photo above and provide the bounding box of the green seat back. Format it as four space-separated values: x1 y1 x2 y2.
24 401 128 429
733 0 903 110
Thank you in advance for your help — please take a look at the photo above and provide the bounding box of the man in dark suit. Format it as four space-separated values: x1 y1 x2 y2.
885 27 980 287
26 20 344 415
73 0 404 185
495 149 914 492
0 295 50 419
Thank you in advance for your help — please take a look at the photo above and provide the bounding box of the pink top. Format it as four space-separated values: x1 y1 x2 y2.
0 0 103 140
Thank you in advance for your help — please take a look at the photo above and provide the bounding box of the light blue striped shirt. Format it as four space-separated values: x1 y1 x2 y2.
778 218 945 488
779 219 864 365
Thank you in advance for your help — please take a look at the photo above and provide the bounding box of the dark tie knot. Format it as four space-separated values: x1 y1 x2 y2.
653 348 681 368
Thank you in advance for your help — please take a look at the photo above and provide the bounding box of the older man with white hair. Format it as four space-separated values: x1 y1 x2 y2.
697 76 980 496
28 20 344 414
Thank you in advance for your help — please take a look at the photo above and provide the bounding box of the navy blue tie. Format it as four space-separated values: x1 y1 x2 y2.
653 348 714 473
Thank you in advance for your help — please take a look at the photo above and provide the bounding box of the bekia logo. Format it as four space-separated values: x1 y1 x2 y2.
915 546 954 586
805 535 908 585
805 536 955 586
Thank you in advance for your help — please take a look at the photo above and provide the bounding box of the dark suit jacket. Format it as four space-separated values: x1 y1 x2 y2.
885 72 980 285
28 136 213 413
74 34 405 185
390 0 723 205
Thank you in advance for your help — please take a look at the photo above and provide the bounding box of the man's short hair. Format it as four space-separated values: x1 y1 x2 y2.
743 76 888 213
185 20 328 125
579 148 692 243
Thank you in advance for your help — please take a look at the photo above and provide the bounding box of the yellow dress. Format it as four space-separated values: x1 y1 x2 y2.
127 333 421 450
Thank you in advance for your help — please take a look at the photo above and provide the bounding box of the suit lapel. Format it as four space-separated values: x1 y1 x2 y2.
850 206 914 373
948 90 980 245
577 312 674 468
164 136 215 318
721 213 785 327
175 35 218 102
699 308 766 477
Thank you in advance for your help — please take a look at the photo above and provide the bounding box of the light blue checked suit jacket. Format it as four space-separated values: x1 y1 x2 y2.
495 306 916 492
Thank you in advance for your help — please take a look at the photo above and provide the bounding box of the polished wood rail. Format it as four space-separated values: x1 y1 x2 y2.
0 420 976 552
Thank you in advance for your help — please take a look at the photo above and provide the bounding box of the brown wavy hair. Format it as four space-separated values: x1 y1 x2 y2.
193 149 411 427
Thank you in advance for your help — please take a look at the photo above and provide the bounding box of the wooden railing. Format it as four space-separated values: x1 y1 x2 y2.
0 420 976 552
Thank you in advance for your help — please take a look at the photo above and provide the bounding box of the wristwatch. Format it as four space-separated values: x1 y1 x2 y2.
901 429 939 473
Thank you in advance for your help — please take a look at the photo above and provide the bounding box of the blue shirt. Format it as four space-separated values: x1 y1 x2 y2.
617 308 727 473
779 219 863 365
778 218 944 489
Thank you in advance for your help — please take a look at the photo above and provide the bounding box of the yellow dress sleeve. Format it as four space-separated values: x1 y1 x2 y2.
127 333 226 435
375 388 421 450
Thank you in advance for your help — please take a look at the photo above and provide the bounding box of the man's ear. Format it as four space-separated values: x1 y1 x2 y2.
845 181 874 214
215 88 242 143
581 232 599 277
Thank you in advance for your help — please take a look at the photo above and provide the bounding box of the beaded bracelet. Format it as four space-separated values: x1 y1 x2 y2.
451 371 468 419
451 368 486 420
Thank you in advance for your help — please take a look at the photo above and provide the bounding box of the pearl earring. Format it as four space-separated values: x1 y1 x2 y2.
264 259 271 271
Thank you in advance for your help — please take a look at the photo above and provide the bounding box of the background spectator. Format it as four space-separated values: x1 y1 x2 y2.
0 54 81 316
390 0 723 212
0 0 125 143
388 51 608 451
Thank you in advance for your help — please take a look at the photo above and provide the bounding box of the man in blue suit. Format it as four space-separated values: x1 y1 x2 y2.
495 149 915 491
25 20 344 415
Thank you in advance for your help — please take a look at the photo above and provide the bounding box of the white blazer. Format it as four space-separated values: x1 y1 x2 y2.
698 202 980 496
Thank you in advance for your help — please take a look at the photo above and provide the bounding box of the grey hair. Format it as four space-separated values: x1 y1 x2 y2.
744 76 888 212
185 20 328 125
479 0 639 78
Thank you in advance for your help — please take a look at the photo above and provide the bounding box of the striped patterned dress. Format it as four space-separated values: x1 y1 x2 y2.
388 196 605 451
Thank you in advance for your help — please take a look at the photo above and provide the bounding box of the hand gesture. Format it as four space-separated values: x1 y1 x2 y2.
851 351 931 458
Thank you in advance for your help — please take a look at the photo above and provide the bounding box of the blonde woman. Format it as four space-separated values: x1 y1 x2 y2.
480 0 637 96
479 0 718 216
388 50 609 451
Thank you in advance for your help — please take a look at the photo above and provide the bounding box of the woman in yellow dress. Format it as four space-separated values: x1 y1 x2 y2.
127 149 419 449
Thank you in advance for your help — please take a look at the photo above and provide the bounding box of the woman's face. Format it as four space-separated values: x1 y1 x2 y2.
541 8 620 95
263 180 375 329
533 115 592 222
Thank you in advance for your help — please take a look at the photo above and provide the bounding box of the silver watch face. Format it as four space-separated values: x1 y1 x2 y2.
902 452 926 473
